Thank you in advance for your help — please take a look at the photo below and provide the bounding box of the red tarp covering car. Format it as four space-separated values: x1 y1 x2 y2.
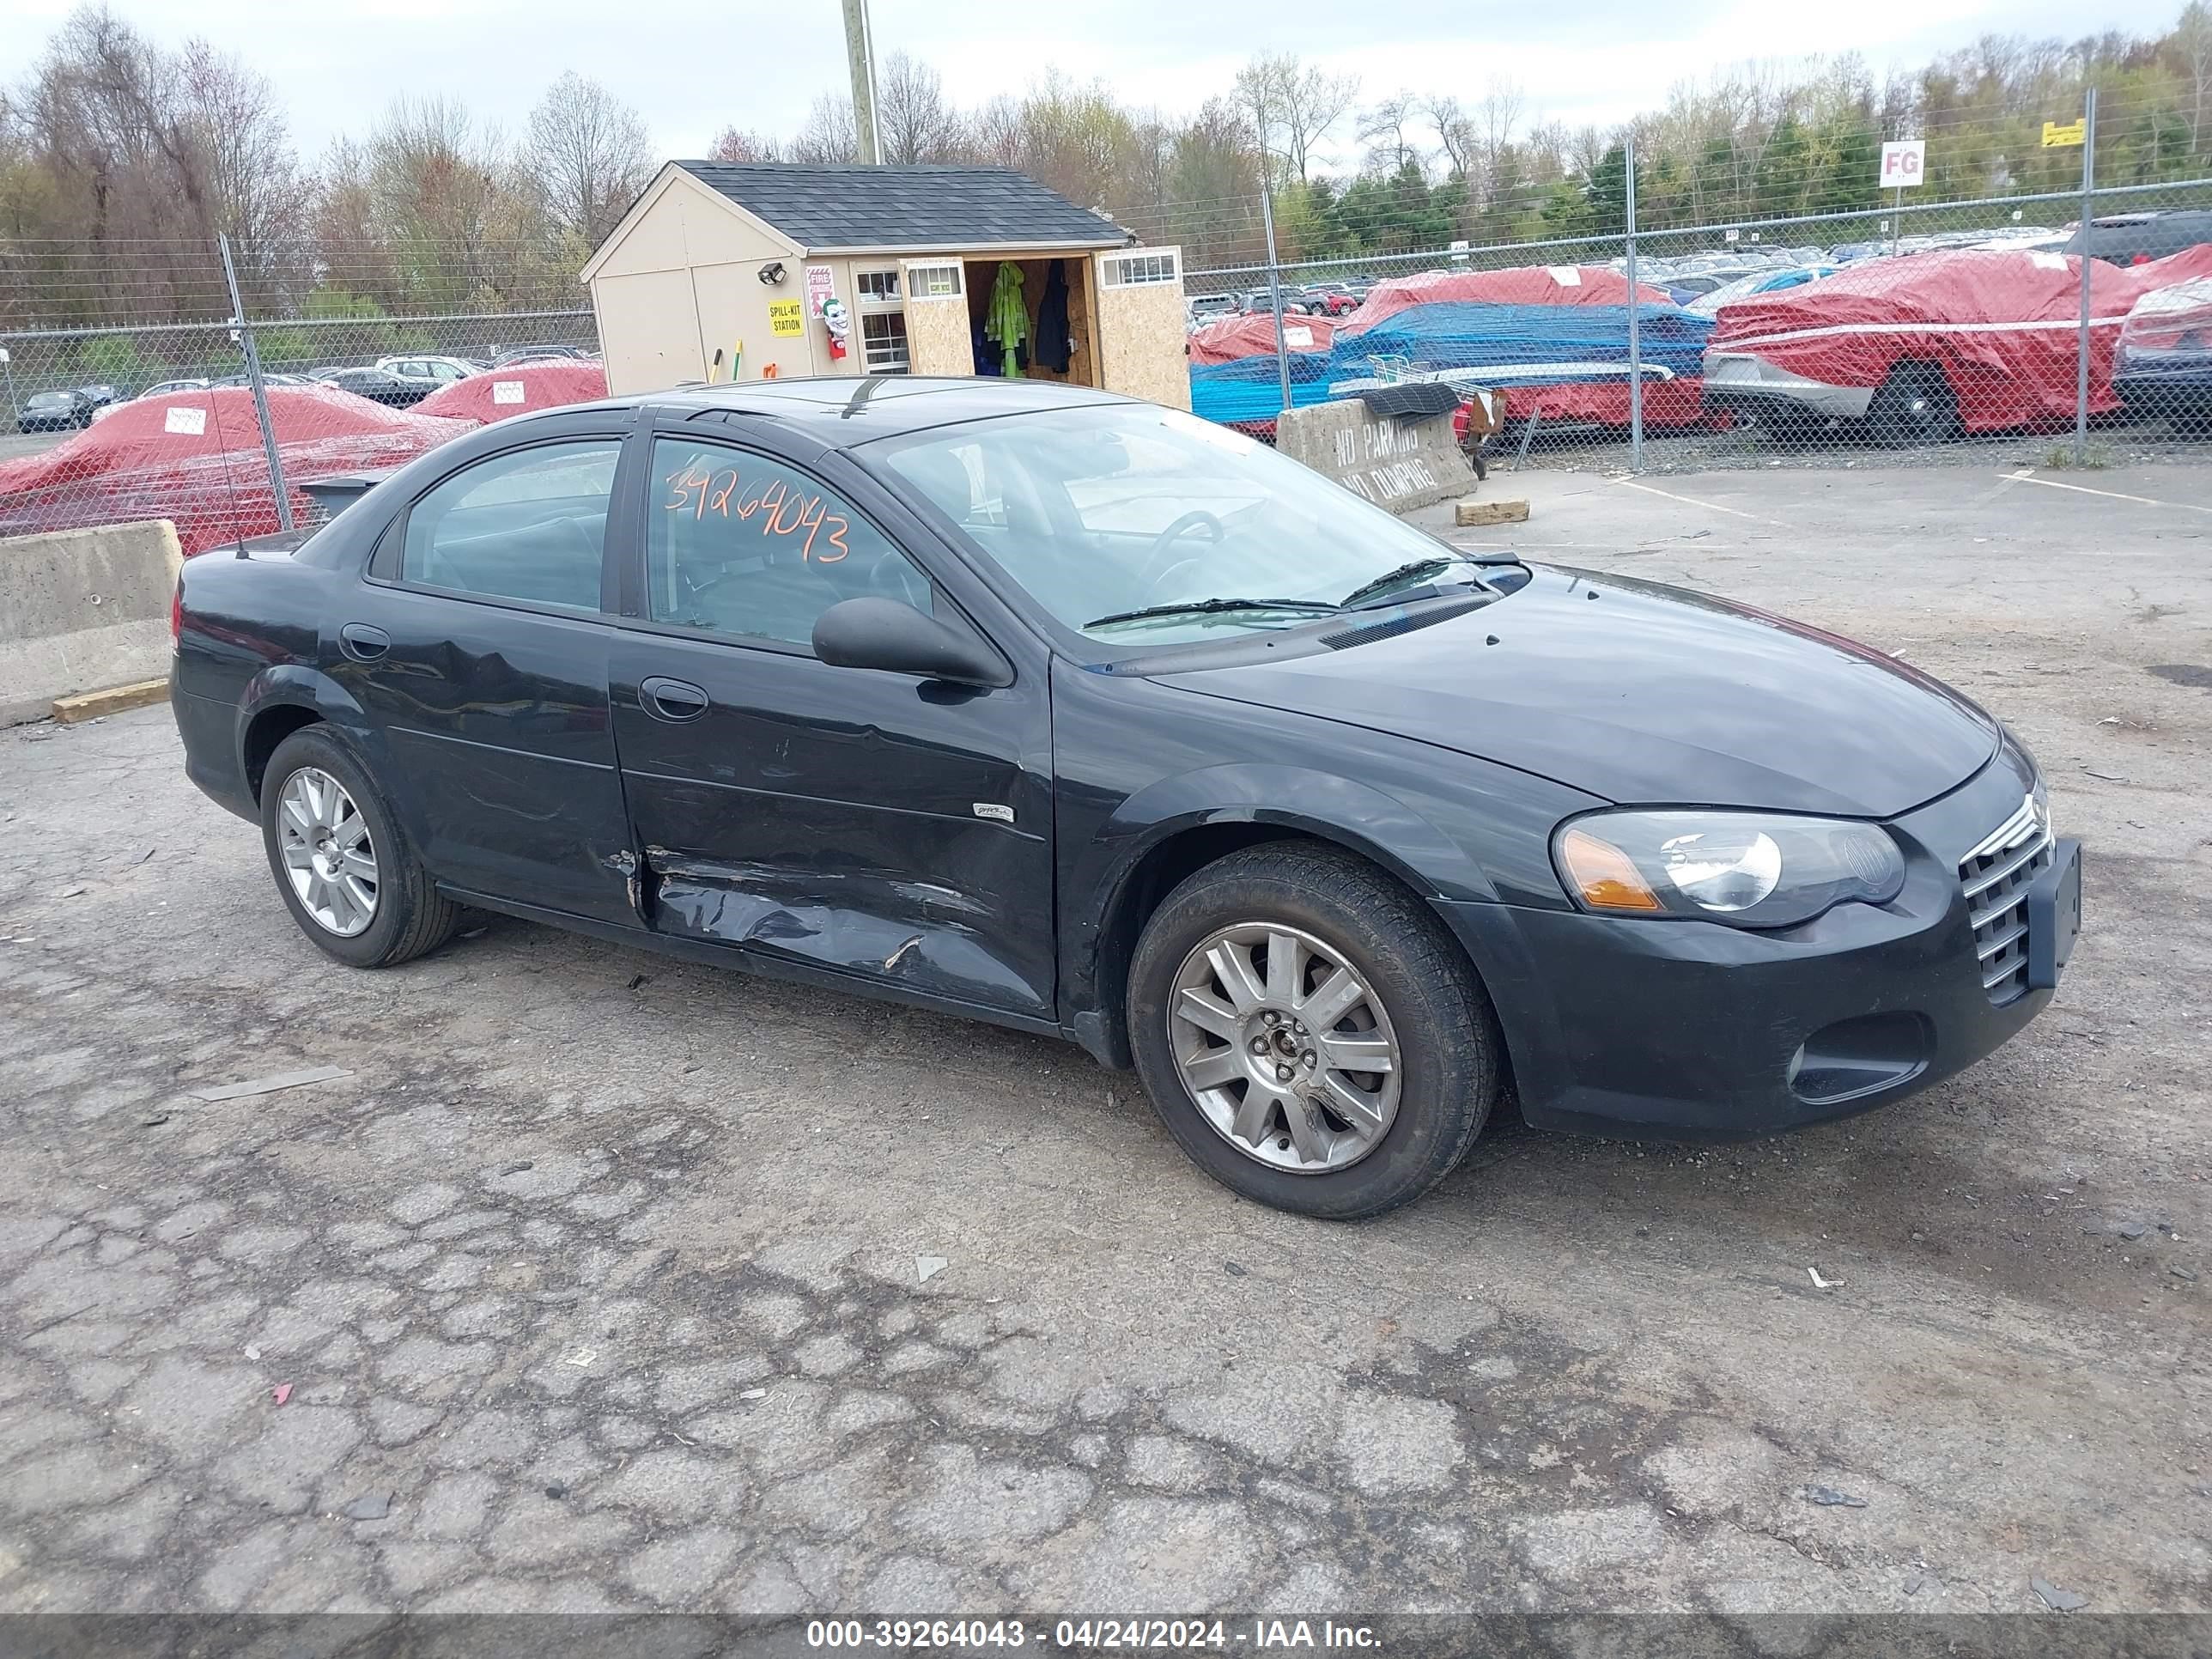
1329 264 1714 428
0 386 470 554
414 359 609 422
1707 245 2212 431
1187 312 1337 366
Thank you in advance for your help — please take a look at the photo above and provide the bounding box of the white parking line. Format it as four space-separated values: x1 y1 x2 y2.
2002 468 2212 514
1607 477 1776 523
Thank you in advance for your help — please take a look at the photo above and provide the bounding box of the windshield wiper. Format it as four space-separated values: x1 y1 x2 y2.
1085 597 1342 629
1339 556 1492 611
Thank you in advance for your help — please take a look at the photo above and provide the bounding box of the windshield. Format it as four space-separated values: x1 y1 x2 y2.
871 404 1470 646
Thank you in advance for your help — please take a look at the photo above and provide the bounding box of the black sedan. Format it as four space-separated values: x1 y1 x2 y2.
315 367 433 407
172 379 2079 1218
16 388 92 431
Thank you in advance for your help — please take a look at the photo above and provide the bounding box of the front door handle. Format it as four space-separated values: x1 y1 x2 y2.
640 677 710 721
338 623 390 661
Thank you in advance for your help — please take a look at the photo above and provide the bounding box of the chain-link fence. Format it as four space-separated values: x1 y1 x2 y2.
1 236 600 551
1183 80 2212 472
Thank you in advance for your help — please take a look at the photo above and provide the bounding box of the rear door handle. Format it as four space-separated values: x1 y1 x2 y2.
640 677 710 721
338 623 390 661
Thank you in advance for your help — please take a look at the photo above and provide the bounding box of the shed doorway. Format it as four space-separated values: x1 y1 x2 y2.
959 256 1103 387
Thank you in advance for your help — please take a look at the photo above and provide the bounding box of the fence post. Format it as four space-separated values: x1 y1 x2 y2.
1259 183 1293 420
219 233 293 535
1624 133 1644 473
2075 86 2098 468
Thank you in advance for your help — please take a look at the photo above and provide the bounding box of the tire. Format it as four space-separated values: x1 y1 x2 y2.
1867 360 1962 447
259 726 460 968
1126 842 1500 1219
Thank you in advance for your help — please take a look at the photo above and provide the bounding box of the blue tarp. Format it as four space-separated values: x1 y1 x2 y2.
1188 301 1717 424
1188 355 1336 425
1327 302 1712 385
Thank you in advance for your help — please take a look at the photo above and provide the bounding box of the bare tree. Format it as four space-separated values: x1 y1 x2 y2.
526 71 653 246
878 52 965 164
1358 91 1425 174
2180 0 2212 150
790 94 856 164
1235 52 1357 179
1424 94 1475 180
708 127 785 163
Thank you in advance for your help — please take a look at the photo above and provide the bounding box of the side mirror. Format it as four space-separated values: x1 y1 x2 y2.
811 597 1009 688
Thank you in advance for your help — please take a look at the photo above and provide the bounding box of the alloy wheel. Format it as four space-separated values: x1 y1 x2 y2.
1167 921 1401 1174
277 767 379 937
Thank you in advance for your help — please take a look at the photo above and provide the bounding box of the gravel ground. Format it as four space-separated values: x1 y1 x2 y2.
1 462 2209 1618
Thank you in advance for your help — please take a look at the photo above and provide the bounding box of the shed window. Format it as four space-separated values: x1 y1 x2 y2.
855 269 901 306
906 263 963 300
862 313 910 374
1102 251 1178 287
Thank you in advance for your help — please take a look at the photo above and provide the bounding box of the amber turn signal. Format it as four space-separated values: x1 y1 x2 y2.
1559 826 1663 912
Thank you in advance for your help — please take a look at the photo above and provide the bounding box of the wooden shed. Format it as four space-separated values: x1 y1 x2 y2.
581 161 1190 409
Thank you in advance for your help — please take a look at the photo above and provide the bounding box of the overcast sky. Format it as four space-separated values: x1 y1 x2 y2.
3 0 2190 173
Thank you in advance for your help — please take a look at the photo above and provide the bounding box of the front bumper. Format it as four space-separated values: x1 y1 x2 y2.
1435 750 2070 1141
1702 352 1874 422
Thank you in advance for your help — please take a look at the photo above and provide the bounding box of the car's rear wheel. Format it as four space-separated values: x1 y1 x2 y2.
1127 842 1499 1219
1868 360 1962 446
260 726 460 968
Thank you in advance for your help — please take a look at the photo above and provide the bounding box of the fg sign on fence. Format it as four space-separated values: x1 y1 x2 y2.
1880 141 1926 188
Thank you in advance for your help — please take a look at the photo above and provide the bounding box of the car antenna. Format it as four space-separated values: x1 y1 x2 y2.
198 384 252 555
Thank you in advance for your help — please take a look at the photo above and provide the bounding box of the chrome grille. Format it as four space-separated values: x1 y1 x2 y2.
1959 793 2053 1005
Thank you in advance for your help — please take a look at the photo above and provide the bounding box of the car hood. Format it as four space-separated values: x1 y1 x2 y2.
1152 566 1998 818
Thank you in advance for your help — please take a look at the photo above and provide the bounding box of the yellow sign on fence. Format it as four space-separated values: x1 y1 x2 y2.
768 299 805 337
2042 119 2087 148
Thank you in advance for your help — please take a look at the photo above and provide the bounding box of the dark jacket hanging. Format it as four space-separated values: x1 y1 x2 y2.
1033 260 1073 374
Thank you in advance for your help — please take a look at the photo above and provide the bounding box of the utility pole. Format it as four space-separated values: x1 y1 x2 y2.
842 0 883 165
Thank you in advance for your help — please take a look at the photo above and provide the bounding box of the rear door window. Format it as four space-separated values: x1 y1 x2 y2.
398 440 621 611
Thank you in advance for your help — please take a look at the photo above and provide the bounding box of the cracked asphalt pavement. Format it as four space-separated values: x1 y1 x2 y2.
2 464 2209 1616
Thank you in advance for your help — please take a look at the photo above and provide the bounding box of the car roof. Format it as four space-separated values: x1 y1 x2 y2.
636 375 1134 447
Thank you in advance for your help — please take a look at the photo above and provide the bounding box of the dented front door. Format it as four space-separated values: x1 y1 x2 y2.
605 434 1055 1018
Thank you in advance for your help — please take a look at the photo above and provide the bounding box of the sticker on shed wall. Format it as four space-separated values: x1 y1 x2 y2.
805 264 835 313
164 405 207 435
769 300 805 337
492 380 526 404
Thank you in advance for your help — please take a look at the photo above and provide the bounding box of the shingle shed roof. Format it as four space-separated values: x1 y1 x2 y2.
672 161 1130 252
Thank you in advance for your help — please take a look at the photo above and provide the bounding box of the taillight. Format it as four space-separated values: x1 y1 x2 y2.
170 581 183 650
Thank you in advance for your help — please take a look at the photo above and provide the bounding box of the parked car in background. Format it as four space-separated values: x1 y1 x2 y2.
1301 285 1361 317
170 377 2075 1220
15 389 93 431
489 345 591 367
2066 210 2212 267
412 359 609 424
2113 276 2212 431
0 384 471 553
210 373 318 389
318 366 435 407
1686 266 1839 319
375 355 479 391
1704 245 2212 441
140 377 214 398
1242 290 1311 317
1186 294 1239 329
76 384 126 416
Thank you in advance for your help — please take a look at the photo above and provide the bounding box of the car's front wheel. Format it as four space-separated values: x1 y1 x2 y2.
1127 842 1500 1219
259 726 460 968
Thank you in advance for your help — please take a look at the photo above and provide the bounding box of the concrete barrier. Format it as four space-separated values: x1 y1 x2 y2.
1 520 182 726
1275 398 1474 514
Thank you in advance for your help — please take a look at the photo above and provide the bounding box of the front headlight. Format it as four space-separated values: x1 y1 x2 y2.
1554 810 1905 928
